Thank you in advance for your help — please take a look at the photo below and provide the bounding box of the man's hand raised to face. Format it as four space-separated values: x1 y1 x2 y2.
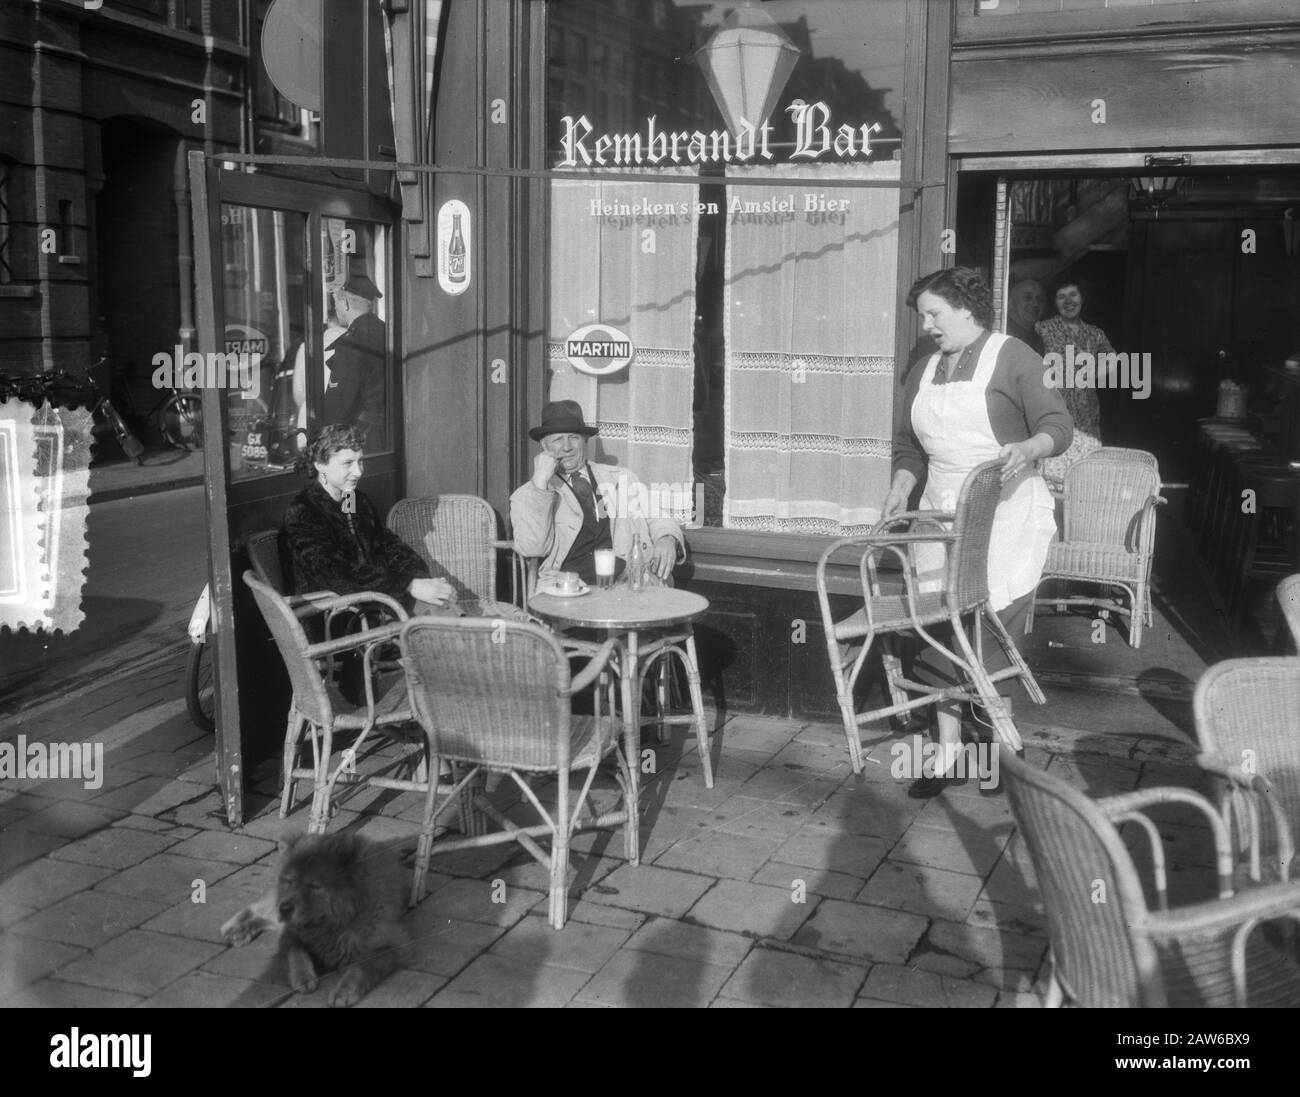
531 450 559 491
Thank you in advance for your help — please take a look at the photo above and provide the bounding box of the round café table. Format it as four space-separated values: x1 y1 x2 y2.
528 585 714 790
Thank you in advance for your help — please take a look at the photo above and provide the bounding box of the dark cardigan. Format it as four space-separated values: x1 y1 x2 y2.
281 480 429 601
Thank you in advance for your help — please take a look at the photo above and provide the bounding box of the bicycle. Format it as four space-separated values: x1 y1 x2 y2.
138 382 204 451
87 358 146 463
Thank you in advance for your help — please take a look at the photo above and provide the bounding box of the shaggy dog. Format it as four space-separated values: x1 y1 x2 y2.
221 832 408 1007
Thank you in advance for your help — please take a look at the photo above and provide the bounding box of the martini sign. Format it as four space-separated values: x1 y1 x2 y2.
564 324 634 377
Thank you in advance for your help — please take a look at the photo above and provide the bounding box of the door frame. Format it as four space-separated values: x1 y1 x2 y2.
187 152 402 825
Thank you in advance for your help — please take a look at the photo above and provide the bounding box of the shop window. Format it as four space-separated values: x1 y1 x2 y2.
961 0 1300 38
545 0 906 535
219 207 392 479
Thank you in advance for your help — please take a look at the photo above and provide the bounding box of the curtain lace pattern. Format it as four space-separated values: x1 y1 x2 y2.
723 161 901 536
547 172 698 508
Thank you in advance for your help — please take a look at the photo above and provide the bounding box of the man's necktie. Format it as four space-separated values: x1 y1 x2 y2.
567 472 595 515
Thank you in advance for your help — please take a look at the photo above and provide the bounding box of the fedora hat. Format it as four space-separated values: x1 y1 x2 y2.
529 399 598 441
339 272 383 300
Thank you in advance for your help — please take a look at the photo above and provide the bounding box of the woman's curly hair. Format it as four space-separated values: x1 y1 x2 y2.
295 423 366 475
906 267 994 329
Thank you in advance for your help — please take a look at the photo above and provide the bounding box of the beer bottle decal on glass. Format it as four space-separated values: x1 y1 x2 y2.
448 213 466 283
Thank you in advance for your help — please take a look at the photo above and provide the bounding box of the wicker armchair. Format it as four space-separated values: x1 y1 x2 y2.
816 460 1045 773
1026 447 1165 648
1002 750 1300 1007
1194 657 1300 886
387 495 526 618
398 616 635 929
242 571 436 851
1277 574 1300 651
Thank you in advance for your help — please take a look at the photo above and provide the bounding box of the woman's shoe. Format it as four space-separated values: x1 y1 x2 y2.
908 771 968 799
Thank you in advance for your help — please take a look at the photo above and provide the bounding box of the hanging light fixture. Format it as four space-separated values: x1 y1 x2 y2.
1131 154 1189 218
695 1 802 135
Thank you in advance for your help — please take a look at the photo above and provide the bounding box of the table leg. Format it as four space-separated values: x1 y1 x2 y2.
622 629 641 864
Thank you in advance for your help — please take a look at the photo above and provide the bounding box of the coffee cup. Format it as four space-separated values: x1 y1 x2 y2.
556 571 581 593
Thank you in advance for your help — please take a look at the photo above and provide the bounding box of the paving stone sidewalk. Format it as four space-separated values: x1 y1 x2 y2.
1 659 1217 1008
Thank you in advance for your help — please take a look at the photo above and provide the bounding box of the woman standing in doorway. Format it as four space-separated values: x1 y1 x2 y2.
1036 277 1115 492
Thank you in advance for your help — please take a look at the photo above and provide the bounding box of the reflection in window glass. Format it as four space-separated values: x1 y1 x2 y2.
219 210 390 479
219 204 306 480
545 1 906 532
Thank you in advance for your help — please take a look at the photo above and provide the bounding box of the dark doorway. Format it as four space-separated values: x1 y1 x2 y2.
958 168 1300 483
96 117 183 443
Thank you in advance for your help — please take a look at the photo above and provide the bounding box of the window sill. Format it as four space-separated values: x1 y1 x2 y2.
683 527 886 596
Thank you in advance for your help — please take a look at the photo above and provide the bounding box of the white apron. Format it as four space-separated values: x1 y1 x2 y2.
910 332 1056 612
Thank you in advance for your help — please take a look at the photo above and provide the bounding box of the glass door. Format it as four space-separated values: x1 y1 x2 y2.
189 155 400 824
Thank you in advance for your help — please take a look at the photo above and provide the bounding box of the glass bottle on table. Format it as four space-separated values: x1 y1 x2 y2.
626 537 647 592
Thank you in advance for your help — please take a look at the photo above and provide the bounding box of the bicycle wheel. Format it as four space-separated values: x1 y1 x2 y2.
185 641 216 733
162 393 204 450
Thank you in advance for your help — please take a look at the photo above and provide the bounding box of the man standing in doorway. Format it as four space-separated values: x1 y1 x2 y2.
323 272 387 450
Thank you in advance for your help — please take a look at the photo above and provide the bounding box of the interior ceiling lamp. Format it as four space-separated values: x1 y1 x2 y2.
1131 154 1190 218
695 1 802 135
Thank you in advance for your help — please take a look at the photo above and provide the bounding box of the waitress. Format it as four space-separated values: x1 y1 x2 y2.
885 267 1073 797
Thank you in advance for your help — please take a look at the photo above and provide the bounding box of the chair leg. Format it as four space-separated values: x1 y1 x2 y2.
983 604 1046 705
279 708 305 819
655 659 670 745
410 747 443 909
1130 583 1144 649
838 696 864 774
1044 974 1064 1008
550 772 570 929
880 647 908 711
951 616 1022 752
683 634 714 790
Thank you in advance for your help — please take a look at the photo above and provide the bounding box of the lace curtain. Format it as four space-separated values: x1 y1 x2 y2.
723 161 900 534
547 173 697 514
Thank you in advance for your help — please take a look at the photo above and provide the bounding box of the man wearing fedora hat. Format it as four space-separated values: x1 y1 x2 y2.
511 400 685 585
323 271 387 449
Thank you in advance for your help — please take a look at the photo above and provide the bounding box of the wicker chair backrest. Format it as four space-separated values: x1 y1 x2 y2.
388 495 498 608
1003 752 1155 1007
400 617 576 772
1062 450 1160 548
242 570 333 727
1194 657 1300 869
944 460 1004 612
247 530 289 595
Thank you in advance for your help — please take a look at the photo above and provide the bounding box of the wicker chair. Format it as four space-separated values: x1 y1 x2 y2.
242 572 438 861
1002 750 1300 1007
1277 574 1300 651
387 495 526 617
1026 447 1165 649
399 615 635 929
1194 657 1300 886
816 460 1045 773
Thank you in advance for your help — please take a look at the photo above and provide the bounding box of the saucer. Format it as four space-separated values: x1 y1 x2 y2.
537 581 589 598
